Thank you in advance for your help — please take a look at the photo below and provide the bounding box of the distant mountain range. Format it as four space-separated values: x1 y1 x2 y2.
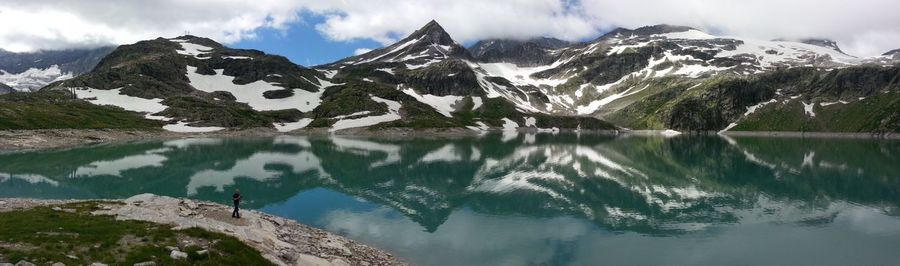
2 20 898 133
0 47 114 93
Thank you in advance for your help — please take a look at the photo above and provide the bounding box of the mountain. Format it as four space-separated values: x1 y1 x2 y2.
11 20 899 133
470 37 570 66
315 20 615 132
0 47 114 92
332 20 471 67
37 30 613 133
43 35 334 131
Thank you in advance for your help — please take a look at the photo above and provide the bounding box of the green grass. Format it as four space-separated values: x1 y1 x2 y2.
0 91 162 130
0 201 274 265
734 92 900 133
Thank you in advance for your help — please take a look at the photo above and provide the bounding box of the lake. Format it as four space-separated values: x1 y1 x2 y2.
1 133 899 265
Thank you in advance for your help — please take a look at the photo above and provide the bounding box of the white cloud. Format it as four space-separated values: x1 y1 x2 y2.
1 0 899 57
353 48 373 56
303 0 596 45
577 0 900 57
0 0 307 52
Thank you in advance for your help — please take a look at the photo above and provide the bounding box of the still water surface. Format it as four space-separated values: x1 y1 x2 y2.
1 133 899 265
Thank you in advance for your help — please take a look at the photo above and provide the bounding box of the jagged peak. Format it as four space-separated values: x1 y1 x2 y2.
331 19 470 66
405 19 455 46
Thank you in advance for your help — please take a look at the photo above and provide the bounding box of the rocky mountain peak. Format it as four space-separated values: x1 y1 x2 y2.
470 37 571 66
883 48 900 56
797 38 844 53
405 20 456 46
331 20 470 67
596 24 698 41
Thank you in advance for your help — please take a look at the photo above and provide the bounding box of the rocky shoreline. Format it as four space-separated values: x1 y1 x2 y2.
2 127 896 152
0 194 406 266
0 128 488 151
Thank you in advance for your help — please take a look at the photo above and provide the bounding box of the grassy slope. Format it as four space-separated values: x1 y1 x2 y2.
0 201 273 265
0 91 161 130
735 91 900 132
604 67 900 132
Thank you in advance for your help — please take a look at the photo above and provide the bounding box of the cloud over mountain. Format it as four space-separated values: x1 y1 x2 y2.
1 0 898 57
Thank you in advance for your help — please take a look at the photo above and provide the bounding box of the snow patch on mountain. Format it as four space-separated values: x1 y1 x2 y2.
186 66 322 112
576 83 648 115
466 121 490 131
802 102 816 117
73 87 231 132
471 97 483 110
171 39 214 59
222 55 252 60
655 30 716 40
0 65 73 92
478 62 568 87
744 99 778 116
716 38 858 67
400 87 462 117
501 118 519 130
274 118 313 132
330 96 402 132
164 121 225 132
74 87 167 113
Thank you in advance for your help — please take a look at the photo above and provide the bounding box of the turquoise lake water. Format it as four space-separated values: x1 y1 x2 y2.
1 133 899 265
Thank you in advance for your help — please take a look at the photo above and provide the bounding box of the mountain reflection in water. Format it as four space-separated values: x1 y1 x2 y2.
2 133 899 265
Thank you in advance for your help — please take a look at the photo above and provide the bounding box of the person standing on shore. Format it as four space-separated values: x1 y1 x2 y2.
232 189 242 218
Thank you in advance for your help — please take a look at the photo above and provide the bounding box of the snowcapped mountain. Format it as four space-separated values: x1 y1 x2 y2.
332 20 471 68
0 47 114 92
13 20 899 133
45 35 335 132
40 33 613 133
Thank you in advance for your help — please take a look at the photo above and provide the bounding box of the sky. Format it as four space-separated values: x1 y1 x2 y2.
1 0 899 66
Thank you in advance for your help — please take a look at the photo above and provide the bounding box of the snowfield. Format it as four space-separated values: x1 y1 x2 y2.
330 96 402 132
73 87 226 132
186 66 323 112
0 65 74 92
274 118 314 132
163 121 224 133
74 87 168 113
400 87 463 117
501 118 519 130
170 39 214 59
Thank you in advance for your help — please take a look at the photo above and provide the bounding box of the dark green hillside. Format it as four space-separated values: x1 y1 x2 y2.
0 90 161 130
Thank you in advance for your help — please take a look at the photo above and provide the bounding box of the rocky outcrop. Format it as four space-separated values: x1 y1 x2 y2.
470 37 570 66
0 194 405 266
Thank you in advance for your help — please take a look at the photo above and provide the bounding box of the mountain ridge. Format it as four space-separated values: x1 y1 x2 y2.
0 46 115 92
2 20 897 133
